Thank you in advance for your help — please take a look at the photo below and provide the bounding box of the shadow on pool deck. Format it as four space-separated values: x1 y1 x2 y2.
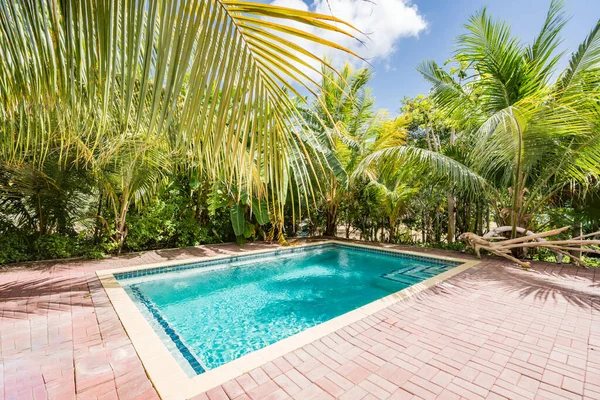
0 276 98 319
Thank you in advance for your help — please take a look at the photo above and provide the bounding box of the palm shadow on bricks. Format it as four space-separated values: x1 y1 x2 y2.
449 261 600 312
0 276 99 319
151 241 277 261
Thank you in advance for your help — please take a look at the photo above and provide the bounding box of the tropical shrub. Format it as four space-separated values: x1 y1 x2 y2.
125 198 220 251
32 234 76 260
0 232 30 264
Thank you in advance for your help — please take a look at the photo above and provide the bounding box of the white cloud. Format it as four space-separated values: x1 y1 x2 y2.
268 0 427 75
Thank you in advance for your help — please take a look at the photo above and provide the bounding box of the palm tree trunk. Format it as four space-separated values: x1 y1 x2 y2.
324 204 338 236
511 115 524 239
570 218 583 263
447 128 456 242
115 194 130 254
476 201 483 235
37 190 45 235
361 217 367 240
427 213 433 243
421 210 426 243
434 211 440 242
94 191 104 243
447 193 455 242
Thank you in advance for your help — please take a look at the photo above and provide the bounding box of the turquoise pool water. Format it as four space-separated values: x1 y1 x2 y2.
118 244 459 375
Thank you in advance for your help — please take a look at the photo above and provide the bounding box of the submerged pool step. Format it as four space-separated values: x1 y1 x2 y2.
381 264 452 285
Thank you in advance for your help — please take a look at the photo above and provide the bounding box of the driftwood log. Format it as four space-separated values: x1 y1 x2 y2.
459 226 600 269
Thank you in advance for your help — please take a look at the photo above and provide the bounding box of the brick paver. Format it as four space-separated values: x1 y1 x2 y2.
1 240 598 399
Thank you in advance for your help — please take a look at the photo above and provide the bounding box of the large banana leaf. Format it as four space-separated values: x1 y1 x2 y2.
229 203 245 237
251 197 270 226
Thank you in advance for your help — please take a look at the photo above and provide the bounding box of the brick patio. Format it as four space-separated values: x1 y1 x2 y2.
1 241 599 400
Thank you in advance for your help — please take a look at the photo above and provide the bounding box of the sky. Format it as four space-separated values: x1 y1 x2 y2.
269 0 600 115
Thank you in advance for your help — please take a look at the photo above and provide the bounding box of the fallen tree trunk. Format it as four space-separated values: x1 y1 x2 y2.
459 226 600 269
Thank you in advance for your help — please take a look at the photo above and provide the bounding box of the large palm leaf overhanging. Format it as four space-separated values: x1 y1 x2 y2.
0 0 362 220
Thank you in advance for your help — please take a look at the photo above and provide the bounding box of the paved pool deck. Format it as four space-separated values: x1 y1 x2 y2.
1 240 599 400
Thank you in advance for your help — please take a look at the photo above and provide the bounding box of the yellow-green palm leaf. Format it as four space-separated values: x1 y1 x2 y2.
0 0 360 215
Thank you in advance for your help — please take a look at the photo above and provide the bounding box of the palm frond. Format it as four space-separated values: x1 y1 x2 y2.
456 8 526 111
417 60 469 113
0 0 361 216
524 0 567 92
556 19 600 93
354 145 487 196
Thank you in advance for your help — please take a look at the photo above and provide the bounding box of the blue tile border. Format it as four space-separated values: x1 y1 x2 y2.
129 286 206 375
115 243 461 281
334 243 461 268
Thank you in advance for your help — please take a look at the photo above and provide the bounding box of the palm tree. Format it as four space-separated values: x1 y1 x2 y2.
98 138 171 252
0 159 95 235
354 111 484 242
0 0 361 236
368 178 418 243
415 0 600 239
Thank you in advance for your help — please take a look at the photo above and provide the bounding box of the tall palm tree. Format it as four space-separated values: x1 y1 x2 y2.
354 111 485 242
0 0 361 227
98 138 171 251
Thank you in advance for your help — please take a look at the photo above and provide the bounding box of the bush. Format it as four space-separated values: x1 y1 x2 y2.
125 198 222 251
126 199 178 251
0 231 112 264
174 217 213 247
33 234 76 260
78 245 106 259
0 234 31 264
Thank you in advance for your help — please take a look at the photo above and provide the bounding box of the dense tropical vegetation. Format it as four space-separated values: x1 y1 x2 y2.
1 0 599 266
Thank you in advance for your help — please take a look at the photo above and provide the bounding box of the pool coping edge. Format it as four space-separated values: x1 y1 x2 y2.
97 241 479 400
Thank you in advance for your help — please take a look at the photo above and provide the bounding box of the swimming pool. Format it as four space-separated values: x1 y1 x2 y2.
115 242 461 377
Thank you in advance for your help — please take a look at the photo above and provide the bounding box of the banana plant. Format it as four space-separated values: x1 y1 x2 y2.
229 189 271 245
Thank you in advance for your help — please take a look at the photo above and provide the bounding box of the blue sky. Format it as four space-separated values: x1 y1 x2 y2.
368 0 600 114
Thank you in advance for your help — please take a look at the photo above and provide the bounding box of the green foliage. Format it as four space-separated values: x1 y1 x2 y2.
126 200 179 251
252 199 270 226
225 191 272 245
1 1 599 267
230 204 246 237
124 180 228 251
0 228 108 264
244 223 255 239
174 218 213 248
583 257 600 268
0 233 30 264
0 159 96 235
32 234 76 260
417 241 467 252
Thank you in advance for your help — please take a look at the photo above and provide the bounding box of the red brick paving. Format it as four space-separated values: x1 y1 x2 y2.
1 240 599 399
